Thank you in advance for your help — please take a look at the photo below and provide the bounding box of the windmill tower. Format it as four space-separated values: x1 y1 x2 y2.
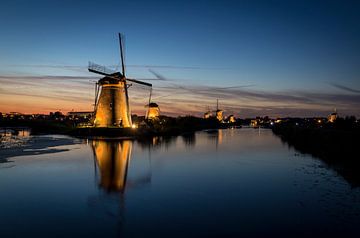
89 33 152 128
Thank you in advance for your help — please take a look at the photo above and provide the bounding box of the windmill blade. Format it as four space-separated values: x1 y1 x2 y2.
127 78 152 87
119 33 126 77
88 62 115 76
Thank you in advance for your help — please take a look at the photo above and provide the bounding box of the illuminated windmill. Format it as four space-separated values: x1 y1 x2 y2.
215 99 223 122
146 102 160 119
89 33 152 128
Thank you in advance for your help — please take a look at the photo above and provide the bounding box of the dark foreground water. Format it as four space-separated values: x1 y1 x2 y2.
0 128 359 237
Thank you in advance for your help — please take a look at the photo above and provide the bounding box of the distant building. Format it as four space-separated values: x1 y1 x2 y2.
9 112 22 115
204 111 211 119
250 119 259 128
228 115 236 123
32 114 48 120
50 111 63 116
49 111 66 121
67 111 93 119
275 119 282 124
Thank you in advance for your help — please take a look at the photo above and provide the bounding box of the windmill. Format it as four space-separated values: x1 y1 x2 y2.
215 99 224 122
88 33 152 128
146 102 160 119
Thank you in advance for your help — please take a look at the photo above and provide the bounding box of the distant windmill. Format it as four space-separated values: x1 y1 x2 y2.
215 99 223 122
88 33 152 128
146 102 160 119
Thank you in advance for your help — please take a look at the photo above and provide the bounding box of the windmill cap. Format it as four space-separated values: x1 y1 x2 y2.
148 102 159 107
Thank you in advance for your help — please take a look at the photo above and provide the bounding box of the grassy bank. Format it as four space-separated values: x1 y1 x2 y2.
272 118 360 186
0 119 74 135
71 116 233 138
1 115 238 138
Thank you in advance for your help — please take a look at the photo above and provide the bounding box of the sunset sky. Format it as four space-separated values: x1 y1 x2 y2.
1 0 360 117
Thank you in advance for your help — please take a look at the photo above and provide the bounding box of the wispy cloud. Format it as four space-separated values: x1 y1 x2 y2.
141 83 360 117
5 63 235 71
0 90 91 103
330 83 360 94
0 75 98 81
1 74 360 117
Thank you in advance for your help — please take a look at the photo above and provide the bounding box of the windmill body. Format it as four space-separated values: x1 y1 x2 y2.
94 75 132 127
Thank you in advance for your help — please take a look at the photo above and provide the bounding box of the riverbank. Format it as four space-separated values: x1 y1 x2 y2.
1 116 239 138
272 120 360 186
0 135 80 162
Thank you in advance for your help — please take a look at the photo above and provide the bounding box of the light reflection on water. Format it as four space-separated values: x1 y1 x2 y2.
0 128 31 150
92 140 132 193
0 128 359 237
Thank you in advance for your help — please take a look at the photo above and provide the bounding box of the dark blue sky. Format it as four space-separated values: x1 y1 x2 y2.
1 0 359 116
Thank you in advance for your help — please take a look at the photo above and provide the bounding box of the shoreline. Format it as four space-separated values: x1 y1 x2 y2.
0 115 240 138
272 122 360 187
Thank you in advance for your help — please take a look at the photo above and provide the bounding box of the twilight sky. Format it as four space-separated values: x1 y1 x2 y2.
0 0 360 117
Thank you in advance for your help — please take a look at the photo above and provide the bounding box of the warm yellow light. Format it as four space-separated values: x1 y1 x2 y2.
318 120 322 123
131 124 137 129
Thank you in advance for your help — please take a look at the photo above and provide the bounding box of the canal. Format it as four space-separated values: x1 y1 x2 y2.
0 128 359 237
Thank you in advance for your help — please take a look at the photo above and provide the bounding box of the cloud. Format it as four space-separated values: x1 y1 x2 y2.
142 83 360 117
1 74 360 117
0 75 98 81
330 83 360 94
0 90 91 103
6 63 234 71
153 84 315 104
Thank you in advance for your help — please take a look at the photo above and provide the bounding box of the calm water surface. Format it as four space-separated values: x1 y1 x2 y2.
0 128 359 237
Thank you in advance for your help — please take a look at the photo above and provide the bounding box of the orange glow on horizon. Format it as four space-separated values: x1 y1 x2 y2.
1 74 359 118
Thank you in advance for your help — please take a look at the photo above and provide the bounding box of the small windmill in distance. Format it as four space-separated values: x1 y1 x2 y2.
215 99 223 122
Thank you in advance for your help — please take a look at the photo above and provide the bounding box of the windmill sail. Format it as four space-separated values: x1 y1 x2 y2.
88 62 116 76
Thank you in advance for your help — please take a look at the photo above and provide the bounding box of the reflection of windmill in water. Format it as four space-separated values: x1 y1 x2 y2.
205 128 223 151
89 33 152 128
92 140 133 192
91 140 152 193
90 139 148 236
